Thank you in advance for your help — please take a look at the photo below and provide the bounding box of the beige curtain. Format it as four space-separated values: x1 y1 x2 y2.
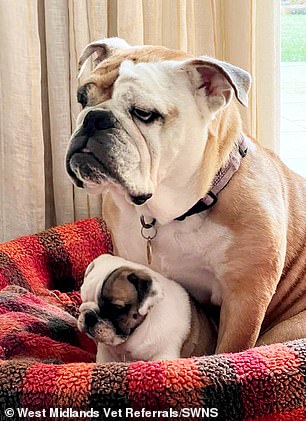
0 0 280 242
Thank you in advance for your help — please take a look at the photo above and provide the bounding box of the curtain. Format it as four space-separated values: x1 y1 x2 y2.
0 0 280 242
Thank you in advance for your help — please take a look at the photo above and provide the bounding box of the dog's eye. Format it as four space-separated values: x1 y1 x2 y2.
77 88 88 109
77 84 93 109
131 107 160 123
113 304 124 310
113 304 131 313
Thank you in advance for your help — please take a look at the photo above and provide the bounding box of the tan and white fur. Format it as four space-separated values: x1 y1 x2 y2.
78 254 216 362
67 38 306 354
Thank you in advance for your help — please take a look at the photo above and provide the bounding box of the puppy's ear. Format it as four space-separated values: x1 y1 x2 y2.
128 272 163 316
181 56 251 113
78 37 131 78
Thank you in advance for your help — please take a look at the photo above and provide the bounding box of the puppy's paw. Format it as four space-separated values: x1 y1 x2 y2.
151 350 180 360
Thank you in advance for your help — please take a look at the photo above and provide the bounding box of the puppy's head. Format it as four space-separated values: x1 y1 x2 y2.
66 37 251 222
78 255 163 346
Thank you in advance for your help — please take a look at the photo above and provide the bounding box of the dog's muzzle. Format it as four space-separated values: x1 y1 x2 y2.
66 109 153 205
65 109 117 188
80 309 127 346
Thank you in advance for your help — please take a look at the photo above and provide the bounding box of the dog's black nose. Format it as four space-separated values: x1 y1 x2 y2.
84 310 99 328
83 110 115 137
131 194 152 205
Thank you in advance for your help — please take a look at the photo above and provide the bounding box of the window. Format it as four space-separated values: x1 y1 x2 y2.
280 0 306 177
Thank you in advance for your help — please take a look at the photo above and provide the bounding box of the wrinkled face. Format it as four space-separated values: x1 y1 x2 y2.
66 40 250 220
78 266 156 346
66 56 209 207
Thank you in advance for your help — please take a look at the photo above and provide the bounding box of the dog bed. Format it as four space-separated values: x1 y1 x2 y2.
0 218 305 421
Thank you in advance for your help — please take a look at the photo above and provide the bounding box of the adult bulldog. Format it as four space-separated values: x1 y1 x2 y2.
66 38 306 354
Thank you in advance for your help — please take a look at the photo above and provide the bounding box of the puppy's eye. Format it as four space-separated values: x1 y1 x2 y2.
131 107 160 123
113 304 131 313
113 304 124 310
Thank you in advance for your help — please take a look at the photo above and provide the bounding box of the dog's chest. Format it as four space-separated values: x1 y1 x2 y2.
113 209 231 305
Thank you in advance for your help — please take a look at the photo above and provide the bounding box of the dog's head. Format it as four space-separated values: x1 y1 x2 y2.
78 254 163 346
66 37 251 222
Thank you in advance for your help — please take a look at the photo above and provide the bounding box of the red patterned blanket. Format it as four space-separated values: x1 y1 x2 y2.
0 218 305 420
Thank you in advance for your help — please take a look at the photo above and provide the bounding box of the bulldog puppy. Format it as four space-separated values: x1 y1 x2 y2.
67 38 306 354
78 254 216 362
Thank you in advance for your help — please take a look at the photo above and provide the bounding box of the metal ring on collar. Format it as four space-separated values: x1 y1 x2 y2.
140 215 156 229
141 225 157 240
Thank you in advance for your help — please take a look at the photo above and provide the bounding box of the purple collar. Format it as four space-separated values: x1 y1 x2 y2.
175 134 248 221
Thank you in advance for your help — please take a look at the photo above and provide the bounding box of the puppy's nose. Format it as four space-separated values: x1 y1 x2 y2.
83 110 115 137
84 310 99 328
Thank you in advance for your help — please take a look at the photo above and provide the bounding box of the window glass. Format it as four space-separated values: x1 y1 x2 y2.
280 0 306 177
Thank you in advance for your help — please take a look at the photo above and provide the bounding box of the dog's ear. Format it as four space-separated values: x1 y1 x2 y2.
181 56 251 113
127 272 163 316
78 37 131 78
